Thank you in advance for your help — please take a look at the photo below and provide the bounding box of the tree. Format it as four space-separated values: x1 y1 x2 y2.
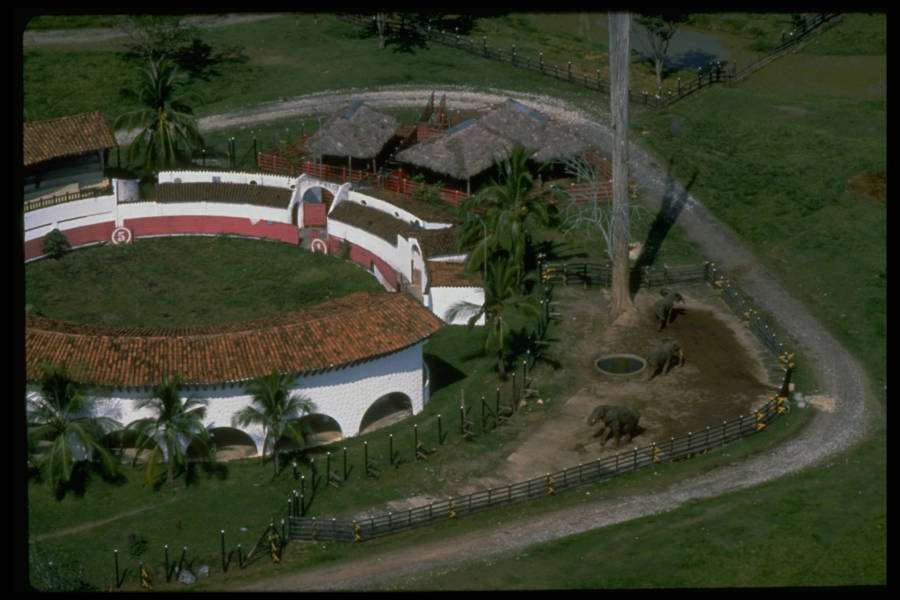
559 154 647 262
446 258 540 380
41 228 69 259
126 375 213 487
27 362 121 494
635 12 688 95
116 14 196 65
232 370 316 476
457 144 555 289
375 13 388 49
114 57 204 175
609 12 635 317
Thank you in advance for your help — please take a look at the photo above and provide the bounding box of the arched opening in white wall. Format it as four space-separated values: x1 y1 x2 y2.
298 413 343 448
359 392 413 434
301 186 335 207
209 427 258 461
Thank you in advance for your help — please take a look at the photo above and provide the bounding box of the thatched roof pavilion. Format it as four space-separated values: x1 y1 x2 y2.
304 100 401 169
394 99 592 193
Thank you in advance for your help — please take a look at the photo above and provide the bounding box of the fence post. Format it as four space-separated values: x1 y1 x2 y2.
437 413 443 444
221 530 226 573
113 549 120 588
512 371 517 407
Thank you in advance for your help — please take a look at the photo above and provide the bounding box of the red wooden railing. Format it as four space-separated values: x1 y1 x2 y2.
256 151 467 208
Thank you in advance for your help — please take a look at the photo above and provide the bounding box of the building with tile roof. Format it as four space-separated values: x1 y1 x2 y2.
23 110 118 202
25 291 445 451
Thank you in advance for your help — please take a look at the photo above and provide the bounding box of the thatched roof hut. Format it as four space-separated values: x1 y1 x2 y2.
395 99 592 189
304 100 401 165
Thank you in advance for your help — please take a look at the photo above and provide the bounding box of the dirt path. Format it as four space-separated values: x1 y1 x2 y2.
30 496 180 543
200 87 873 590
19 17 876 582
20 13 286 46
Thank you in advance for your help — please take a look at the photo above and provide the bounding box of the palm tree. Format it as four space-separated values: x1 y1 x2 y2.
458 144 555 288
126 375 212 487
26 362 121 493
114 57 204 175
231 370 316 476
447 258 540 380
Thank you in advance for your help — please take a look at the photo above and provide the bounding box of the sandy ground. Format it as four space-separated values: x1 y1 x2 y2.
21 19 877 588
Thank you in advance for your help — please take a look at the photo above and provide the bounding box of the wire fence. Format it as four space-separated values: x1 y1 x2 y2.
338 13 841 110
285 261 795 542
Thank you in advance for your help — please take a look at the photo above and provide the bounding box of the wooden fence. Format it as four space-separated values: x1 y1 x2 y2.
287 390 790 543
256 151 467 207
338 13 841 110
24 184 114 212
286 261 795 542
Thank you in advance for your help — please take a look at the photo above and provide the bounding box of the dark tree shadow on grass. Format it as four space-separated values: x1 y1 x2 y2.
631 159 698 294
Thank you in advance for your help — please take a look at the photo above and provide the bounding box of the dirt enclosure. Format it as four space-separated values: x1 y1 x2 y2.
472 282 785 487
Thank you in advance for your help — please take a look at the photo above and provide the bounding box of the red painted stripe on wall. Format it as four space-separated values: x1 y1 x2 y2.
25 216 299 260
124 216 298 244
24 221 116 260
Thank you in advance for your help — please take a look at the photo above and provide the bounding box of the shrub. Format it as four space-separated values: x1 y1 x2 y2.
41 228 69 259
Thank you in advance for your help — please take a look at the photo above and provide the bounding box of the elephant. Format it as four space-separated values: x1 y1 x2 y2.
653 288 685 331
586 405 641 447
646 338 684 380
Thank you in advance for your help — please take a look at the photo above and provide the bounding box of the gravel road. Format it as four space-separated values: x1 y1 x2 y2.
190 87 874 591
19 19 878 583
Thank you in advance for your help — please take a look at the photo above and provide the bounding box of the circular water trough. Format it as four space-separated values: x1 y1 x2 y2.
595 353 647 376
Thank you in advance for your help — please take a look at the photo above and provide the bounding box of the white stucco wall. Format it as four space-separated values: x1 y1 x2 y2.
24 193 117 242
158 170 297 190
427 286 486 326
25 342 430 457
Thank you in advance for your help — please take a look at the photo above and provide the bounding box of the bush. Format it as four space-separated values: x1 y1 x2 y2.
28 545 98 592
41 228 69 259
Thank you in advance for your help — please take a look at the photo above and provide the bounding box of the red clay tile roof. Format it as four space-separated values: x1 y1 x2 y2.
427 261 482 288
25 291 444 387
24 110 117 167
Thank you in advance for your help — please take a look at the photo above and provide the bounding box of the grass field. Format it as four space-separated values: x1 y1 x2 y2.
24 236 382 327
22 11 885 591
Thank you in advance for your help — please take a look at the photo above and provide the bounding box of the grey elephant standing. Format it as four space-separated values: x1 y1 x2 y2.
653 288 685 331
646 338 684 380
587 405 640 446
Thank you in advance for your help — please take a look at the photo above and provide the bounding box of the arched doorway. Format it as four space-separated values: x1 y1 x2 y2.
208 427 258 462
358 392 413 434
295 413 343 449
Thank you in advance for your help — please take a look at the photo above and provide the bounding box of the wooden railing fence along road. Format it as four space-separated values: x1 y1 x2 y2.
338 13 842 109
285 261 795 542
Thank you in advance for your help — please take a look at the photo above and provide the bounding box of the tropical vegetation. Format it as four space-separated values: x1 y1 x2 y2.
232 370 316 477
126 375 214 487
113 57 204 176
26 363 122 497
22 11 885 591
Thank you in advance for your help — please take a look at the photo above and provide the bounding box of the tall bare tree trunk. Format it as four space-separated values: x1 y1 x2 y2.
376 13 388 49
609 12 635 317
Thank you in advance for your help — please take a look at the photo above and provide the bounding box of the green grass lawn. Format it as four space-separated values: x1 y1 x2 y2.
23 11 885 591
25 236 383 327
